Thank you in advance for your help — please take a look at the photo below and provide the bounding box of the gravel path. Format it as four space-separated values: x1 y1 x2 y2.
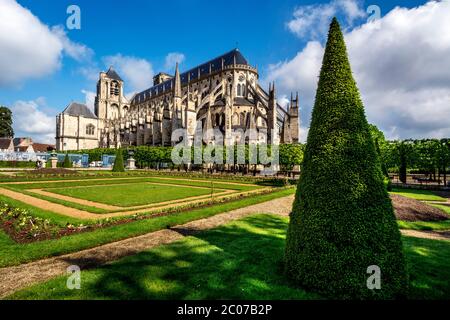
400 229 450 241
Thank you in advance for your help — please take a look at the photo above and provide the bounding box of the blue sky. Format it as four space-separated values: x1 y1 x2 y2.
1 0 448 143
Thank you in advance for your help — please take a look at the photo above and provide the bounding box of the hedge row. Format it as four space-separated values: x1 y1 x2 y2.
0 161 36 168
69 144 305 169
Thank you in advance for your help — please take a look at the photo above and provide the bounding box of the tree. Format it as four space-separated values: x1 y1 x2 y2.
398 143 408 183
112 148 125 172
284 18 408 299
0 106 14 138
62 153 73 168
368 124 385 146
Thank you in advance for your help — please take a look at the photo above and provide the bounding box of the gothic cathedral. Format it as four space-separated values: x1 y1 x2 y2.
56 49 299 151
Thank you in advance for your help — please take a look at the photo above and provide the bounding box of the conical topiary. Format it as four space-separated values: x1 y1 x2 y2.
63 153 72 168
112 148 125 172
285 18 408 299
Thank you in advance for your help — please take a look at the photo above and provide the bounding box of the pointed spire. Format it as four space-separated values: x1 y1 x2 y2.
174 62 181 98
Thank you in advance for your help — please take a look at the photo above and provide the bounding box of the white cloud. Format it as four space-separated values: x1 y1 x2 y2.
164 52 185 71
10 98 55 143
287 0 366 40
0 0 94 86
81 90 96 111
0 0 62 86
103 54 154 92
52 25 94 62
266 1 450 141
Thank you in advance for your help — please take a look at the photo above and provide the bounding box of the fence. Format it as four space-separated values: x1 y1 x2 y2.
0 152 91 168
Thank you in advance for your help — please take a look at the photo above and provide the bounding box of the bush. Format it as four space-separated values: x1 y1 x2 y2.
112 148 125 172
0 161 35 168
62 153 72 168
284 18 408 299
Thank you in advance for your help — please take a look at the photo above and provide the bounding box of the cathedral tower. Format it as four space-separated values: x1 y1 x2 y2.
94 67 129 120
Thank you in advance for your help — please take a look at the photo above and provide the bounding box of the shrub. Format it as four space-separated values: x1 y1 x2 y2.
284 18 408 299
62 153 72 168
112 148 125 172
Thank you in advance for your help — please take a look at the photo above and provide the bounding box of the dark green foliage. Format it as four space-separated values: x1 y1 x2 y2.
65 144 304 169
285 18 408 299
0 161 35 168
62 154 72 168
0 106 14 138
399 147 407 183
112 149 125 172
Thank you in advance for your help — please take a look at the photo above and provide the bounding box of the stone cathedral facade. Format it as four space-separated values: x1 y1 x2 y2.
56 49 299 151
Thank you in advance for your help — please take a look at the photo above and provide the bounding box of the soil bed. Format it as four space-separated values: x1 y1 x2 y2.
391 194 449 222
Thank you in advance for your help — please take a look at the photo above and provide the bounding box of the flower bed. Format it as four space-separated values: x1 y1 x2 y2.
0 203 86 243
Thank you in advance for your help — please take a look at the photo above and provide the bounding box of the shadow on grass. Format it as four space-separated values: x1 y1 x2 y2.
403 236 450 299
86 214 314 300
11 214 317 300
10 215 450 300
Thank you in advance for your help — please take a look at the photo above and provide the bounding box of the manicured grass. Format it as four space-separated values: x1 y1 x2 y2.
48 183 222 207
20 190 108 214
390 188 447 202
430 203 450 215
7 214 450 300
0 188 295 267
403 236 450 299
398 220 450 231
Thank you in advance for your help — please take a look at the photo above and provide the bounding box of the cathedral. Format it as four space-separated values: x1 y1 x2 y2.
56 49 300 151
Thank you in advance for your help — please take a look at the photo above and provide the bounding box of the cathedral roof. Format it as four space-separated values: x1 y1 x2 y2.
132 49 249 104
62 102 97 118
106 67 123 82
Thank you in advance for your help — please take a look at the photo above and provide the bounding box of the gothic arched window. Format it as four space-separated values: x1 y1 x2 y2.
215 114 220 126
237 84 242 97
110 81 120 96
232 113 239 125
240 113 245 126
86 124 95 135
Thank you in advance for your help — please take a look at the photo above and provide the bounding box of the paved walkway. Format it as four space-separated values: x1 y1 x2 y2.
0 193 449 298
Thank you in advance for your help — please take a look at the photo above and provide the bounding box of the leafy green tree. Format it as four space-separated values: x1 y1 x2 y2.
279 144 304 171
368 124 386 145
398 143 408 183
0 106 14 138
62 153 73 168
284 18 408 299
112 148 125 172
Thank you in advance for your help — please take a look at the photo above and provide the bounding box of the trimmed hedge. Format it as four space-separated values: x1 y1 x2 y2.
62 153 72 168
285 18 408 299
69 144 304 170
0 161 36 168
112 148 125 172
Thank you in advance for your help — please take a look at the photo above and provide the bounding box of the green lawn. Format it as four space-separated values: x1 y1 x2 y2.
390 188 447 202
47 183 222 207
7 214 450 300
0 188 295 267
